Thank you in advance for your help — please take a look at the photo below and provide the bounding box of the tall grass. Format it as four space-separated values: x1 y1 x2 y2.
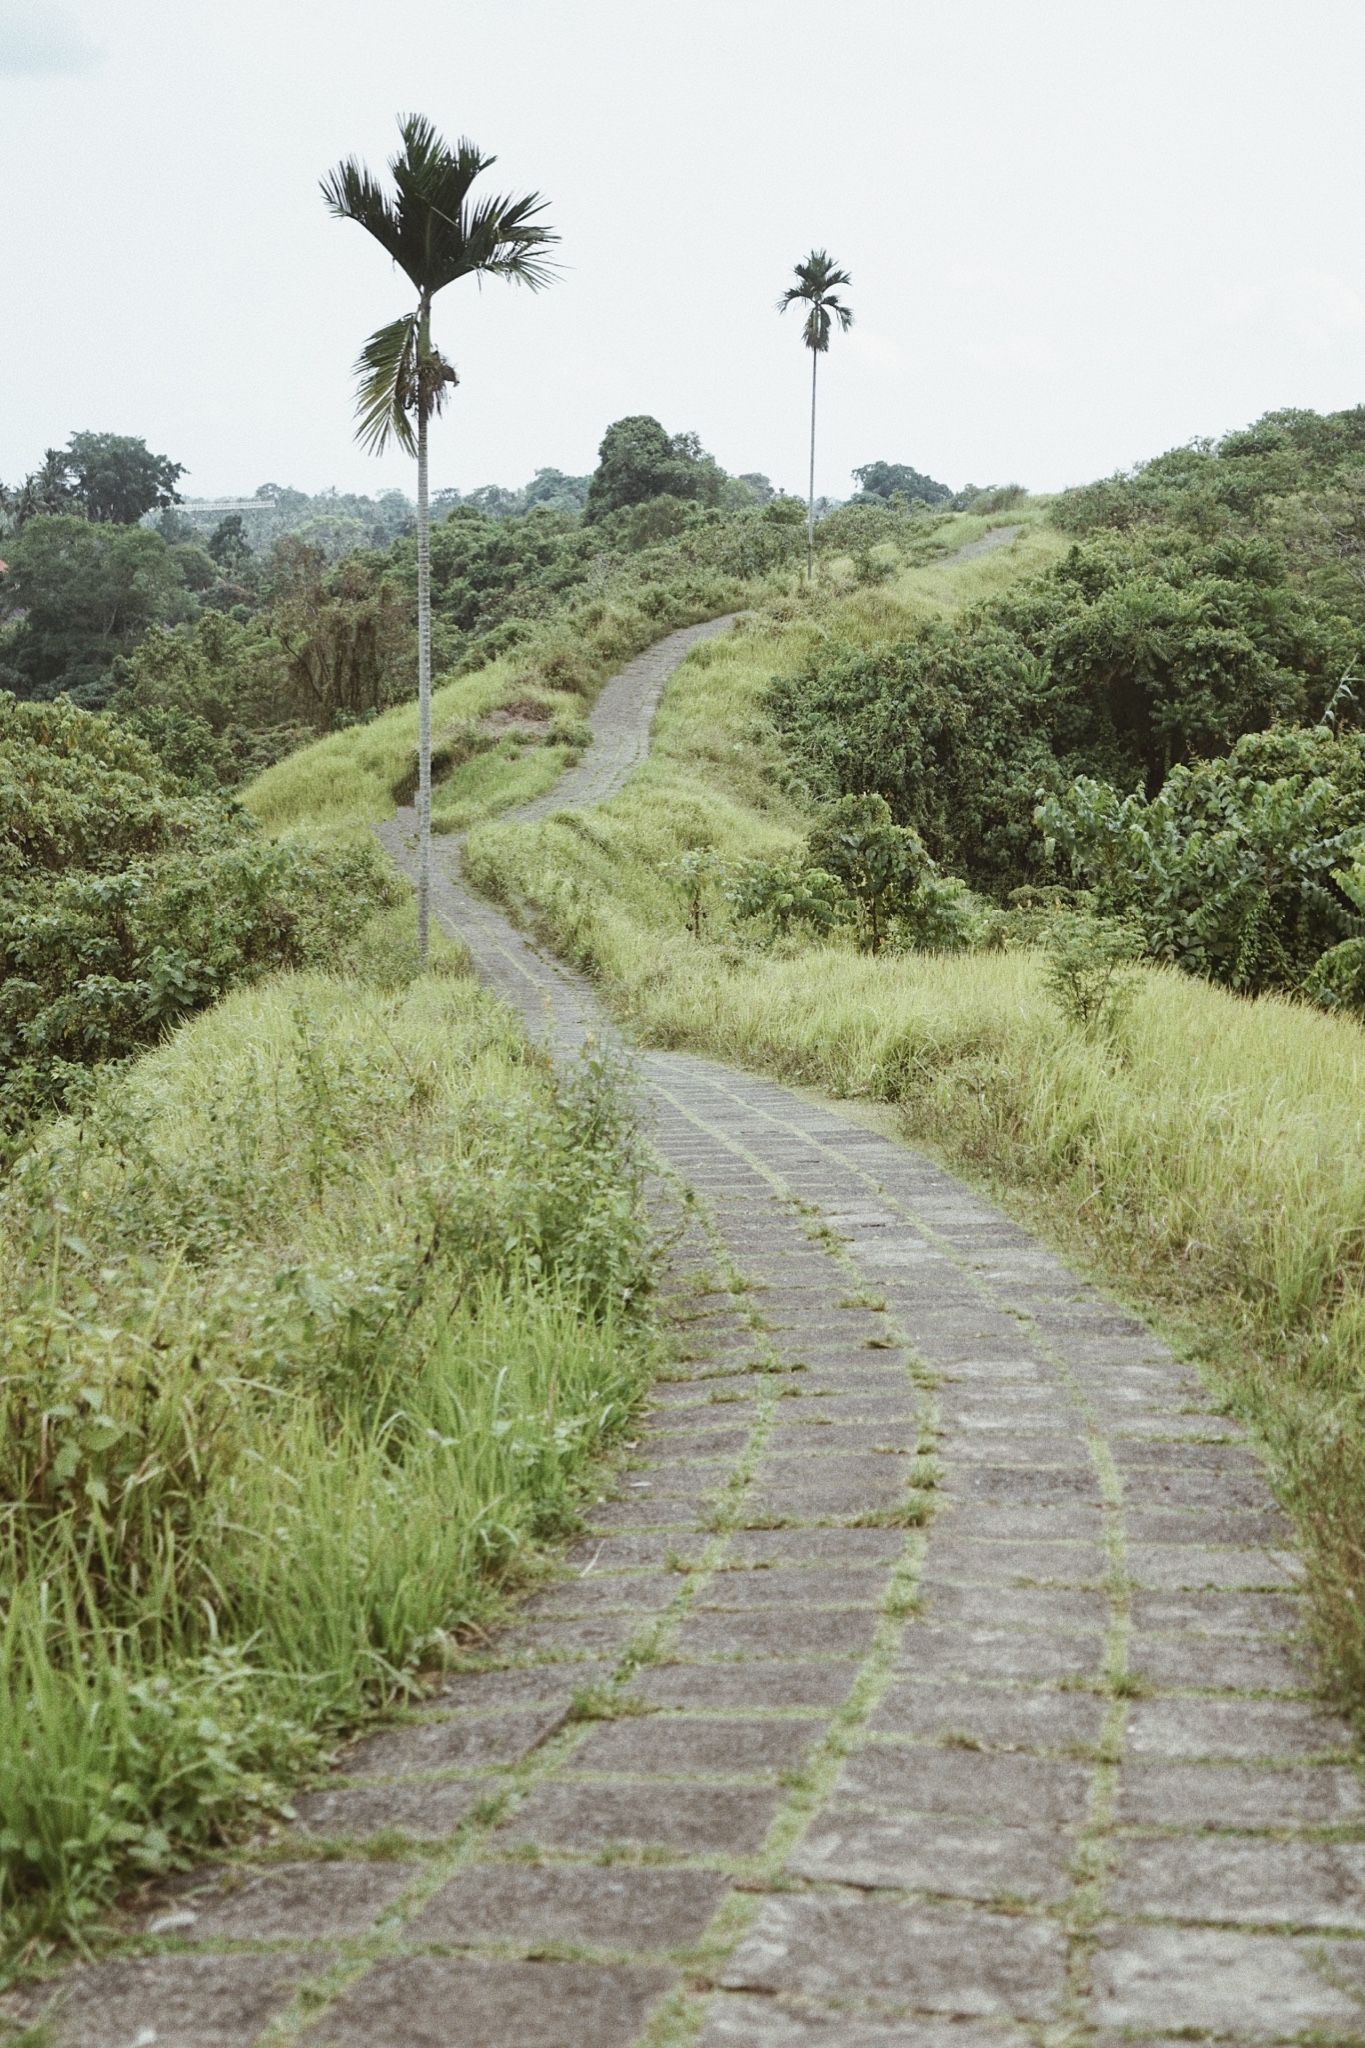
0 920 655 1952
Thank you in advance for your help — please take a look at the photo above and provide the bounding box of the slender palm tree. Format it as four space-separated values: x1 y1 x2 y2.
323 115 557 963
778 250 854 580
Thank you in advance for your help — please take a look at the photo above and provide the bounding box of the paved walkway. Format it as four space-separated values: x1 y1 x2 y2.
930 521 1021 563
10 622 1362 2046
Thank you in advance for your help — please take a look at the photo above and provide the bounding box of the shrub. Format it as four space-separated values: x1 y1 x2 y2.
807 794 928 952
1041 908 1143 1035
0 695 397 1136
770 531 1363 896
725 858 848 939
1039 726 1365 995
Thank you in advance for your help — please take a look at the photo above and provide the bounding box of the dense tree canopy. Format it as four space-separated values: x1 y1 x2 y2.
0 516 195 707
62 432 185 525
583 415 723 523
851 460 952 507
771 528 1363 898
0 434 184 533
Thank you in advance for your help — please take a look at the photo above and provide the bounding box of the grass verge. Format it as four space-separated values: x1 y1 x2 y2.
0 903 656 1964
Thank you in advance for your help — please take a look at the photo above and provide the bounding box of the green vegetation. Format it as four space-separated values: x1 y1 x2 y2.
0 944 653 1951
583 415 726 524
851 460 952 508
772 525 1363 901
0 696 395 1141
0 426 800 787
446 507 1365 1722
0 433 185 532
1040 723 1365 996
22 365 1365 1962
244 556 752 839
766 414 1365 1008
0 516 201 708
0 414 683 1957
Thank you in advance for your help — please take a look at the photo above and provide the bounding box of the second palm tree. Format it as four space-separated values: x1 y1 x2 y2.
779 250 854 581
323 116 558 963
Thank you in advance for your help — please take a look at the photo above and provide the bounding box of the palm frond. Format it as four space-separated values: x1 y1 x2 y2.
326 115 559 458
778 248 854 349
320 159 405 267
460 188 559 289
353 313 420 455
324 116 559 298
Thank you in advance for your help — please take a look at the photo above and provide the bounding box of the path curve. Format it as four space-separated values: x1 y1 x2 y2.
16 617 1358 2046
935 520 1021 563
371 621 1363 2041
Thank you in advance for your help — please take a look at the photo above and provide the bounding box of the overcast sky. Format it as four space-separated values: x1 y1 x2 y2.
3 0 1365 503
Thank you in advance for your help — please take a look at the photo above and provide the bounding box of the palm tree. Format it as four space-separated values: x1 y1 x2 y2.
323 115 557 963
778 250 854 581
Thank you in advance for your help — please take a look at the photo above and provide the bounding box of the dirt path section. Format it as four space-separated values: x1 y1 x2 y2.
10 618 1359 2047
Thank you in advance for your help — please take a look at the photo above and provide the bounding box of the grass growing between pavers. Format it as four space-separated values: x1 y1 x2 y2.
230 1294 930 2041
0 903 659 1970
454 545 1365 1731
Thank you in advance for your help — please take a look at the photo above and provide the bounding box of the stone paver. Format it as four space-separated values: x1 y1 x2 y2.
0 1953 314 2046
288 1776 488 1841
312 1956 674 2047
500 1779 783 1855
153 1861 417 1942
410 1864 727 1949
718 1894 1069 2019
13 616 1357 2046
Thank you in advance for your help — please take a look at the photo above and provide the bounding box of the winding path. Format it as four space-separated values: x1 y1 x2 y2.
14 612 1363 2046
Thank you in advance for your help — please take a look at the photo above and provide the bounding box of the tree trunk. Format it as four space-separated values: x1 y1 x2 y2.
416 391 432 966
807 345 818 583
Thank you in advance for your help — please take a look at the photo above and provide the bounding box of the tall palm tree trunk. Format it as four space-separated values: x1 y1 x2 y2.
416 394 432 966
807 348 818 582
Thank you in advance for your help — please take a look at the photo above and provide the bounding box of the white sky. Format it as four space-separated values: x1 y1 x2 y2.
3 0 1365 502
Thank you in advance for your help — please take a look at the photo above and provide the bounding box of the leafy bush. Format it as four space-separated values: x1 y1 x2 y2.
719 800 986 957
806 794 928 952
1052 406 1365 541
1039 725 1365 994
0 516 195 708
0 695 397 1135
725 858 848 938
771 615 1060 894
1041 909 1143 1036
771 528 1363 896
